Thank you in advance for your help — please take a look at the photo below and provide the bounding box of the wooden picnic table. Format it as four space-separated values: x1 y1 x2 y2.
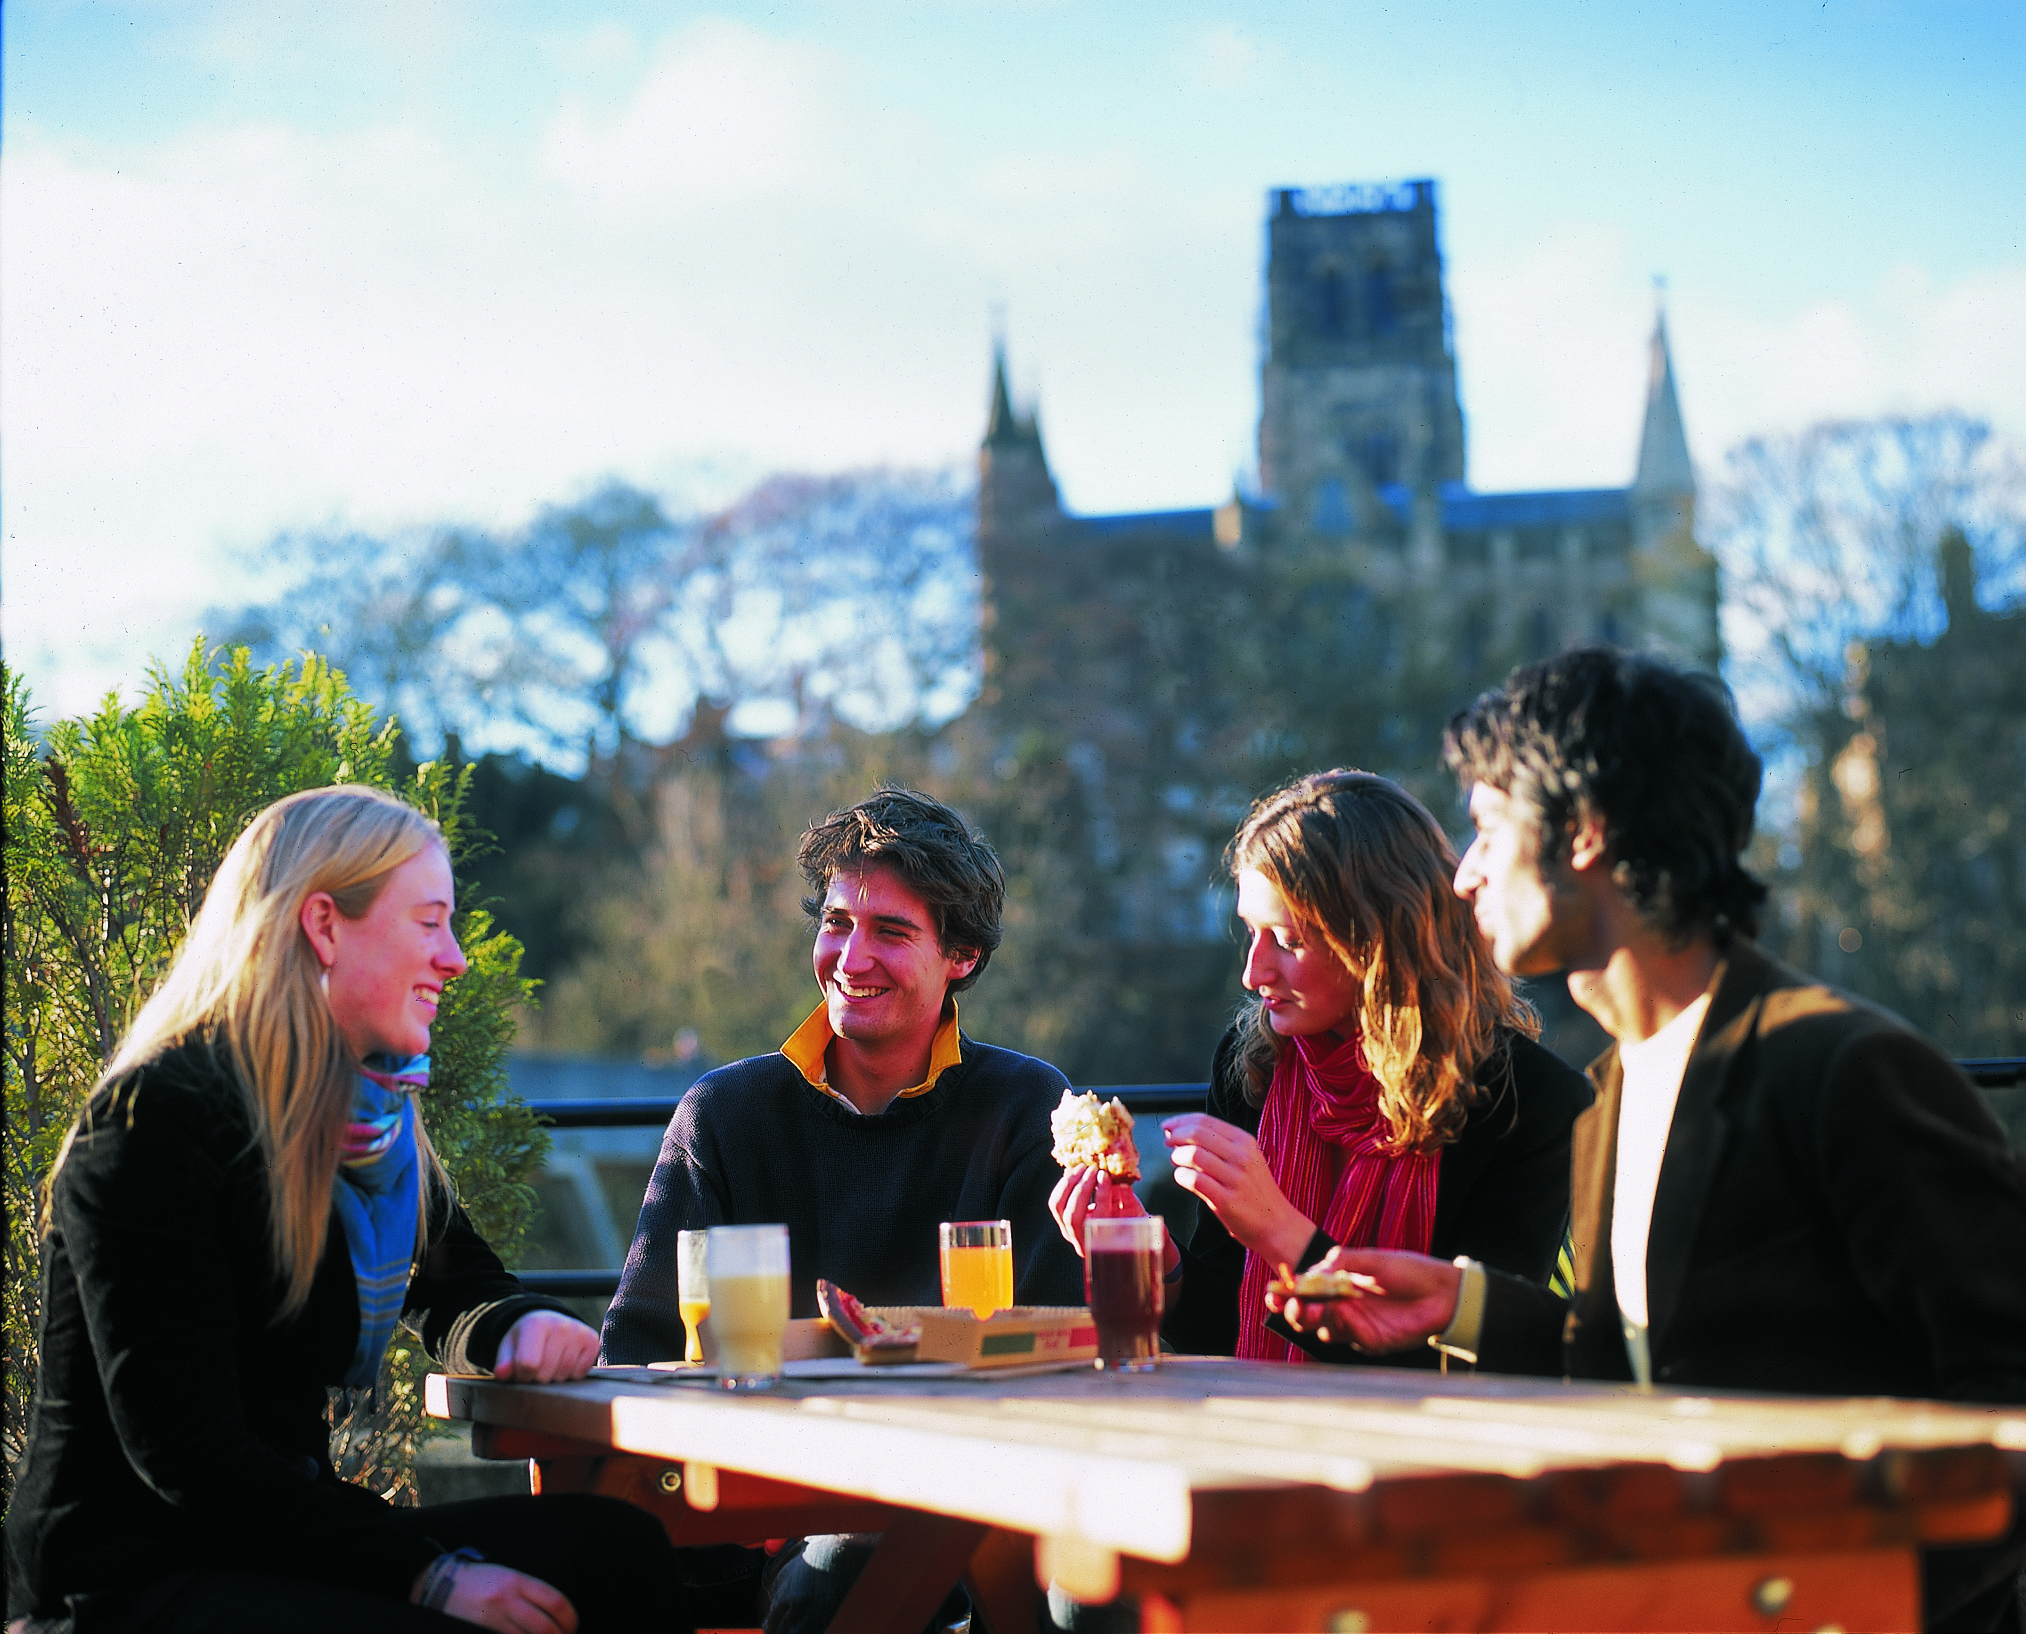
427 1353 2025 1633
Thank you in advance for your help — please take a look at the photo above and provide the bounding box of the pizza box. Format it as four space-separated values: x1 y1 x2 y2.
792 1306 1099 1369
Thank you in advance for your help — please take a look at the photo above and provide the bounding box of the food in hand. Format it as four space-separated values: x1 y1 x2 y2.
816 1279 922 1361
1267 1265 1386 1301
1050 1088 1141 1181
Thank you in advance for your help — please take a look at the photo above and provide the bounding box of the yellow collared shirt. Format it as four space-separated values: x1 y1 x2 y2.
779 1001 964 1113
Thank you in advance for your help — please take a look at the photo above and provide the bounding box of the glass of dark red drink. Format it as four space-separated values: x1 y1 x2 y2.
1084 1216 1165 1372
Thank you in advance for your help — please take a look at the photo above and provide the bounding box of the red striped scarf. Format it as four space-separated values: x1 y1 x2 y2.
1236 1029 1440 1362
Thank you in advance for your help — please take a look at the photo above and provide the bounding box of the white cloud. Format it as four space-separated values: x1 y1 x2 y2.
1451 227 2026 495
1182 24 1278 89
538 20 845 206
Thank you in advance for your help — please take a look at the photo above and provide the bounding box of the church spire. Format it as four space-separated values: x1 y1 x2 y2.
977 339 1059 535
986 344 1018 443
984 342 1042 449
1633 298 1694 497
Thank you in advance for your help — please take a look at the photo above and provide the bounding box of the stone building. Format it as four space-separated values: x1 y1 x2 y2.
979 181 1717 735
964 179 1719 1071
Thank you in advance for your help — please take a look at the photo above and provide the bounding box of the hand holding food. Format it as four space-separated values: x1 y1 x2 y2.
1047 1160 1149 1255
1051 1089 1141 1181
1264 1247 1462 1353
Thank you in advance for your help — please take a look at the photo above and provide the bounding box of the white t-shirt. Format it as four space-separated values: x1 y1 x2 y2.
1611 991 1713 1333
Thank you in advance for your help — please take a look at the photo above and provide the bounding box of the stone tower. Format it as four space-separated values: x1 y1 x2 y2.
1257 180 1465 547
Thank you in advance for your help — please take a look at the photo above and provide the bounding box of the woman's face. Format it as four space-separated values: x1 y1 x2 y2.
1235 867 1361 1041
319 845 468 1061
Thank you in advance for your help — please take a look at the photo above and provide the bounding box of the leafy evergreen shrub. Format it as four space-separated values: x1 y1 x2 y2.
3 644 546 1505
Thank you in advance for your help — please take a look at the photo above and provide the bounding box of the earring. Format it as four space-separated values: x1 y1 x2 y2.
320 968 331 998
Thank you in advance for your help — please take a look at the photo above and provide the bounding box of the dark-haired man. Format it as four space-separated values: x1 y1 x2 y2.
604 787 1084 1631
1284 647 2026 1630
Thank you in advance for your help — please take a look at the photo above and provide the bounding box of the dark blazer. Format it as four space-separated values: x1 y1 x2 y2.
1478 940 2026 1401
1165 1024 1592 1362
6 1038 572 1622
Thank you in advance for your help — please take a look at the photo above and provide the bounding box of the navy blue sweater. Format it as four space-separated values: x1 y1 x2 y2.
601 1035 1088 1364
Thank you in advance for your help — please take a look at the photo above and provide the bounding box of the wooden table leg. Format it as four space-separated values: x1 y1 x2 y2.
963 1528 1041 1634
824 1512 991 1634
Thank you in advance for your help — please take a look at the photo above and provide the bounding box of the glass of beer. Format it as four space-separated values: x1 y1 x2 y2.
1084 1216 1164 1372
939 1219 1014 1318
704 1224 791 1390
677 1230 711 1365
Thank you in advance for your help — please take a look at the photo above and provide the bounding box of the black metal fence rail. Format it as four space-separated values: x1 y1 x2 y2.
514 1061 2026 1299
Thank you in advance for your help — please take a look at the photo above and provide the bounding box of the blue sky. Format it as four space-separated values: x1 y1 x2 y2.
7 0 2024 720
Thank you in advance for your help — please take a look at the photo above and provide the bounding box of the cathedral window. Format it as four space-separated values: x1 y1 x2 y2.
1310 479 1350 535
1317 268 1347 337
1349 430 1400 487
1365 266 1398 333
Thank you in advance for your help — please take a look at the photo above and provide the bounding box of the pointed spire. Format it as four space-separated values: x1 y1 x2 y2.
984 341 1044 450
1633 292 1694 497
986 343 1019 444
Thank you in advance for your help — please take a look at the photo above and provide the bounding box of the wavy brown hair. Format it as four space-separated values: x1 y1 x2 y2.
49 786 453 1317
1226 770 1537 1151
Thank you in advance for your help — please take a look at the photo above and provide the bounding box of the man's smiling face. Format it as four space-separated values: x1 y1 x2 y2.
814 865 977 1053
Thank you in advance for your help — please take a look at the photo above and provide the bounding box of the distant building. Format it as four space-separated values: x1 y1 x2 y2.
1788 528 2026 1063
971 180 1717 1060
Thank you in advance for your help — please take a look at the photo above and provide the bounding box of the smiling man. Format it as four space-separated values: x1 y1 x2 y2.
602 787 1084 1631
602 785 1085 1359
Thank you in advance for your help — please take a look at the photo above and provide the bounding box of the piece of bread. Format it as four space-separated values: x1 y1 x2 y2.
1267 1266 1385 1300
1049 1088 1141 1181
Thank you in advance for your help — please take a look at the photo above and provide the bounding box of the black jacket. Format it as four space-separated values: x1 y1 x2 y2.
1477 940 2026 1401
1164 1025 1592 1362
6 1039 570 1621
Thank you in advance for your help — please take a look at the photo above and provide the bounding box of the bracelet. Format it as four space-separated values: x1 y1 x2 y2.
416 1546 484 1611
1162 1257 1185 1285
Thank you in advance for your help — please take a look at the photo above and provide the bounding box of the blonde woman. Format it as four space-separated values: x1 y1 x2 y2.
1053 769 1590 1363
6 786 684 1634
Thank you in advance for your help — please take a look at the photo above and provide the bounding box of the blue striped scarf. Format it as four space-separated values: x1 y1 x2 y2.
332 1054 426 1388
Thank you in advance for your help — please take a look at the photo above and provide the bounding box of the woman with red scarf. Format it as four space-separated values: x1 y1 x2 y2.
1052 770 1590 1364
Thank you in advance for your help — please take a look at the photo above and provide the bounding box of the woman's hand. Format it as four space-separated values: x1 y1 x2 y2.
1265 1247 1461 1353
1162 1114 1316 1269
492 1311 599 1382
1048 1164 1148 1256
421 1559 578 1633
1048 1165 1181 1281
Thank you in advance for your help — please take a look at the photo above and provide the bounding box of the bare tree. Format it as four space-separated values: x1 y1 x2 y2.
1707 413 2026 1060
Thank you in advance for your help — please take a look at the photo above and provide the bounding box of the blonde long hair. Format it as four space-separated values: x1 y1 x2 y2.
54 785 452 1315
1226 769 1537 1152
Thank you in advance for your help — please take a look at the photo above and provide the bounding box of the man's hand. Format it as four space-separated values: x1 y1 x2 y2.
1265 1247 1462 1353
423 1560 579 1633
1162 1113 1317 1269
492 1311 599 1382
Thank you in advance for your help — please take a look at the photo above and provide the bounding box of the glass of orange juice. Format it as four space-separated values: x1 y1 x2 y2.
677 1230 710 1365
939 1219 1014 1318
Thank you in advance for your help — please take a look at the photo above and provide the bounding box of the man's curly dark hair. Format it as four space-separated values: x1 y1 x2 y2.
798 786 1005 994
1443 647 1768 945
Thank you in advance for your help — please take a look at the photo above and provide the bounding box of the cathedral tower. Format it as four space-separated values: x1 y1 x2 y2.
1257 180 1465 535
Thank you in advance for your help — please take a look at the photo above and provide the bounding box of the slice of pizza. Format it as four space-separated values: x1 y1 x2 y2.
816 1278 922 1362
1049 1087 1141 1182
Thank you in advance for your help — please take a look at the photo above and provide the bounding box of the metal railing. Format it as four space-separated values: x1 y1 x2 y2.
513 1061 2025 1299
